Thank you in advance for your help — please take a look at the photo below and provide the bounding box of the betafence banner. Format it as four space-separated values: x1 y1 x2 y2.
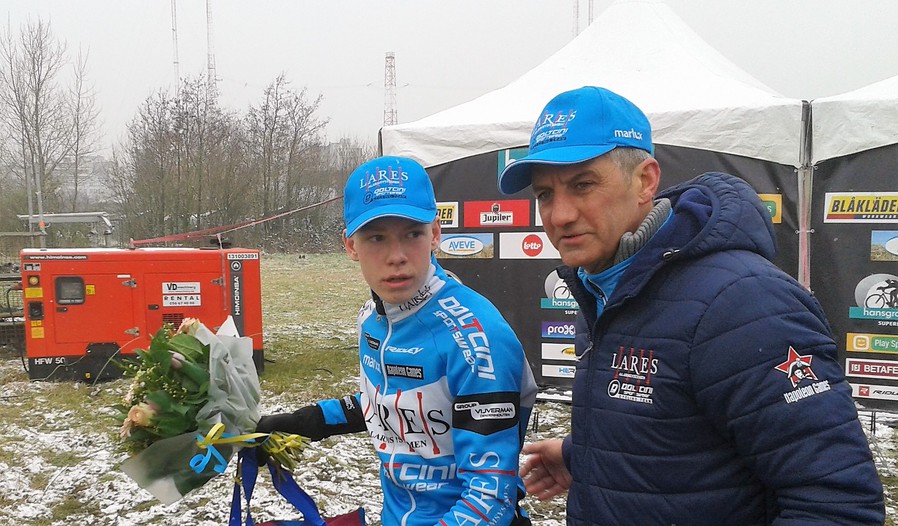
810 144 898 410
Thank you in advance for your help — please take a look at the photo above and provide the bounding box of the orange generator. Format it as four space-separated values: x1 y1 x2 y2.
20 247 263 381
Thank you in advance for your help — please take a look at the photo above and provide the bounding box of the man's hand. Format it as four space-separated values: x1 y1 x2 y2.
519 439 572 501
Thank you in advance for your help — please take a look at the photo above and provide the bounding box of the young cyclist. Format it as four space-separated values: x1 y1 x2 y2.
257 155 537 526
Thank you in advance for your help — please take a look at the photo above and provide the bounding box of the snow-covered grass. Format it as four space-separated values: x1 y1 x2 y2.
0 253 570 525
0 253 892 525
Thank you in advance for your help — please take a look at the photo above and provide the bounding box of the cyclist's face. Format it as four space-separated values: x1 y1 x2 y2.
344 217 439 305
532 155 660 273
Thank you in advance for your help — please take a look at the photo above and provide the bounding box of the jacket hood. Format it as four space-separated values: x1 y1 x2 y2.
558 172 776 319
656 172 776 263
559 172 777 315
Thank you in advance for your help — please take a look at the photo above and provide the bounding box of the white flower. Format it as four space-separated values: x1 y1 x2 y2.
120 401 159 438
177 318 200 336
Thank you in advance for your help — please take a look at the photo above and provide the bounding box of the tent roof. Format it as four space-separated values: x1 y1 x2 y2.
381 0 803 169
811 74 898 163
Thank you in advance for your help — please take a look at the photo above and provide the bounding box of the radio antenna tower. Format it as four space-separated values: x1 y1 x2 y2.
588 0 595 25
572 0 580 36
171 0 180 88
384 52 398 126
206 0 217 91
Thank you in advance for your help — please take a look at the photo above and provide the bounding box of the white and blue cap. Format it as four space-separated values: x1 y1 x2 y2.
498 86 654 195
344 155 437 237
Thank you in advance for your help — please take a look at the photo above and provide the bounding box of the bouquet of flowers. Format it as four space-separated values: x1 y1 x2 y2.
115 316 307 505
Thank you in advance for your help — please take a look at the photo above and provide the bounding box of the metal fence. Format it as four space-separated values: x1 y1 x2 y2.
0 232 39 354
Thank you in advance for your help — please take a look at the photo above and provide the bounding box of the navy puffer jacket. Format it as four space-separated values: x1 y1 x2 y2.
559 173 884 525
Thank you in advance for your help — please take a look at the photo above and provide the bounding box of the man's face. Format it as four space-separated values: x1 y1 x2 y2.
531 155 658 274
344 216 440 305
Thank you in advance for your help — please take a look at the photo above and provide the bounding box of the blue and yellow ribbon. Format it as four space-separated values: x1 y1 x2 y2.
191 423 266 474
190 423 310 474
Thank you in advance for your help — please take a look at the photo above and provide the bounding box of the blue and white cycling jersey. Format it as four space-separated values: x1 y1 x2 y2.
318 260 536 526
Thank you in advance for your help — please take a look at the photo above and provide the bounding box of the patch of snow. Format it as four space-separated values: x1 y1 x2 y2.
2 351 892 525
0 354 570 525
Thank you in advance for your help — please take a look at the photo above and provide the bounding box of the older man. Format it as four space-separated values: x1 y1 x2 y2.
500 86 884 525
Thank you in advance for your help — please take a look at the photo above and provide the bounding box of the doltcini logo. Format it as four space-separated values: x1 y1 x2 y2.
480 202 514 225
361 167 410 203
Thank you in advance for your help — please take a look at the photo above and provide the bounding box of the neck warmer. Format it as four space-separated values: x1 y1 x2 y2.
614 198 672 265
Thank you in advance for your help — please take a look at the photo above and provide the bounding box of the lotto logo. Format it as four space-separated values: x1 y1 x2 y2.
499 232 560 260
522 235 542 256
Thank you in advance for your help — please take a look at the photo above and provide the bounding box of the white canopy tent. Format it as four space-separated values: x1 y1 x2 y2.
811 74 898 163
379 0 898 408
378 0 809 393
381 0 804 169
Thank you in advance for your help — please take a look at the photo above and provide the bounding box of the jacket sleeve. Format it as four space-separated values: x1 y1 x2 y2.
691 271 884 525
437 317 529 526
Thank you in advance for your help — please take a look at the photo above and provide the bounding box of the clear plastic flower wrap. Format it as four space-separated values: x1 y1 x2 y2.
116 317 271 504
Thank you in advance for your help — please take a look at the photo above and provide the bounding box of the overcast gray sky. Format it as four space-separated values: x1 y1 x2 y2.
5 0 898 152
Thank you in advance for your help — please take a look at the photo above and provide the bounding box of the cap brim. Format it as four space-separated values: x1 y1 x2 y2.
345 205 436 237
498 144 617 194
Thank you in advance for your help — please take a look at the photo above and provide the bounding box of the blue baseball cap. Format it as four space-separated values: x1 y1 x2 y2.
498 86 654 195
344 155 437 237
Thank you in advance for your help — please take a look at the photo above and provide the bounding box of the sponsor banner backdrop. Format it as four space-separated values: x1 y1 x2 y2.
541 321 576 339
871 230 898 262
758 194 783 224
810 144 898 410
846 358 898 380
428 152 572 388
847 332 898 354
824 192 898 223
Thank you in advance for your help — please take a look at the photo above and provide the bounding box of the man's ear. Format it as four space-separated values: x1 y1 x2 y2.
635 158 661 205
430 219 441 252
343 229 360 261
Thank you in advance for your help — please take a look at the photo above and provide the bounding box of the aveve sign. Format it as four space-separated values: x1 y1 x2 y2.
499 232 560 259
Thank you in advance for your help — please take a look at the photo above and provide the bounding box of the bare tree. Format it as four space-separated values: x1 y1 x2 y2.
68 46 100 213
244 73 327 243
0 18 102 247
108 72 375 252
0 18 74 228
109 78 249 241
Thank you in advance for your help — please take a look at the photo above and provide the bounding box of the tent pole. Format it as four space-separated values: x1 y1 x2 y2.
796 100 813 290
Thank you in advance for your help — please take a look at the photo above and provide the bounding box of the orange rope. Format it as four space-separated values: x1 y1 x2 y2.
129 195 343 246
